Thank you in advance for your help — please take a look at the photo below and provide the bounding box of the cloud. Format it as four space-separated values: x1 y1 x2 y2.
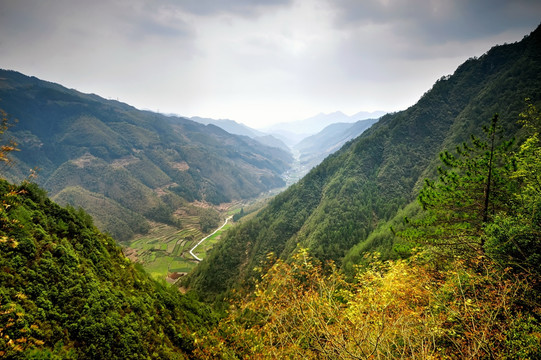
170 0 293 16
331 0 541 43
122 5 193 40
0 0 193 44
1 0 539 127
319 0 541 91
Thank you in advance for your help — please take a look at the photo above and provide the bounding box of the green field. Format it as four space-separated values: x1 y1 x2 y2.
124 218 204 280
123 209 238 281
190 222 232 261
120 195 275 281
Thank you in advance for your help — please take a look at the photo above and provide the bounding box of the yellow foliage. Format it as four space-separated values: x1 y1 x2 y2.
0 298 45 356
0 109 18 168
194 250 539 359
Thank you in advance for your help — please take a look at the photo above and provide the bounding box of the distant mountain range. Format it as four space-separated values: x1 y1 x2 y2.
189 113 382 170
190 116 290 153
265 110 386 146
294 118 379 170
190 116 266 138
0 69 293 240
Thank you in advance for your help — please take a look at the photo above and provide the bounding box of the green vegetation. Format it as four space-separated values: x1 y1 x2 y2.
0 109 18 167
52 186 150 241
126 219 203 278
0 179 215 359
191 222 233 261
401 102 540 275
122 204 237 280
0 70 292 240
191 103 541 360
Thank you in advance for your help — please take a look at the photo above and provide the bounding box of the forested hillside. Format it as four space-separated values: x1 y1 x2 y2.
186 24 541 299
0 179 215 359
191 98 541 359
0 71 292 240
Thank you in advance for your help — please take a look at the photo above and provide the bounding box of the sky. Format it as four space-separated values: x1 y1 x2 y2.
1 0 540 128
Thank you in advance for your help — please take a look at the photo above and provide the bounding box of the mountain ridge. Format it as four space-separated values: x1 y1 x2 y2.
265 110 386 137
185 23 541 299
190 116 266 138
294 118 379 171
189 116 291 153
0 69 293 241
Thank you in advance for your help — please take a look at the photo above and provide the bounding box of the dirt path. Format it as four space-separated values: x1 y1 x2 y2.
189 216 233 261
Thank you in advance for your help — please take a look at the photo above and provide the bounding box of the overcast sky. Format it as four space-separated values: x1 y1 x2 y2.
1 0 540 128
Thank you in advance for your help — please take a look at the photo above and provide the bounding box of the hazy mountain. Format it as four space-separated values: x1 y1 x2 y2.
350 110 387 120
190 116 265 138
0 70 293 240
264 129 308 148
265 110 386 141
294 118 379 171
253 134 290 153
186 24 541 299
190 116 292 154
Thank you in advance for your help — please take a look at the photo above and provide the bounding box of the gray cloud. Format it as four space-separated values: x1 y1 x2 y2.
322 0 541 88
1 0 539 127
0 0 193 42
166 0 293 16
119 3 193 41
331 0 541 43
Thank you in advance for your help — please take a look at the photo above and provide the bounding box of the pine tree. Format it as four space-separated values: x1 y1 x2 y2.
403 114 515 258
484 102 541 274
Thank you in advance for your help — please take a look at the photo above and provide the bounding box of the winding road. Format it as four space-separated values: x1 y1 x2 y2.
189 216 233 261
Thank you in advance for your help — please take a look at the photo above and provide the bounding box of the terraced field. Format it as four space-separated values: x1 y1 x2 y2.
121 195 273 281
124 216 207 280
122 206 242 281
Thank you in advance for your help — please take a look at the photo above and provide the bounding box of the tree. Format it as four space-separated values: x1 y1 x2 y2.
233 207 244 222
484 101 541 274
402 114 514 258
193 249 540 359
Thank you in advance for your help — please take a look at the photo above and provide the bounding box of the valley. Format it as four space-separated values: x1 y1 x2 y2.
0 71 380 286
121 190 277 281
185 24 541 301
189 215 233 262
0 21 540 360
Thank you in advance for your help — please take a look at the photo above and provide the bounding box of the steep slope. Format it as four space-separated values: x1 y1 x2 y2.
0 179 213 359
186 24 541 299
294 118 378 170
0 70 292 240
